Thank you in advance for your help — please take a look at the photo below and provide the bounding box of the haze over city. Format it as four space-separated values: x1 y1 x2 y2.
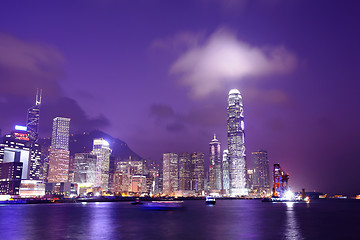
1 0 360 196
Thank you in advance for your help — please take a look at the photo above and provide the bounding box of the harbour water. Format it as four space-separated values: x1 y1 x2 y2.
0 199 359 240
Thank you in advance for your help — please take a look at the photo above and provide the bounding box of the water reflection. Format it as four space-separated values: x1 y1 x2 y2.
285 202 304 240
88 202 118 240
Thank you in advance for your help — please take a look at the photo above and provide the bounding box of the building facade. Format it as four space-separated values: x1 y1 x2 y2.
48 117 71 183
162 153 178 195
26 89 42 142
0 129 42 181
227 89 247 196
74 153 97 184
222 149 230 195
252 150 270 193
178 152 192 191
209 134 222 191
92 138 112 191
191 152 204 193
0 162 23 195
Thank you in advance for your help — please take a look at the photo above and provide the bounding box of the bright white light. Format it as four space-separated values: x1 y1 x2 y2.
229 89 240 95
284 190 294 200
0 195 11 201
15 125 27 131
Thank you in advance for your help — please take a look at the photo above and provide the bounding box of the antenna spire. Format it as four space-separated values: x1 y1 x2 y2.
36 88 42 105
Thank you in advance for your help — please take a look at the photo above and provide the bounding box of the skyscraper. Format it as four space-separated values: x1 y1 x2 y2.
178 152 192 191
227 89 247 196
48 117 71 183
27 89 42 142
0 127 42 180
162 153 178 195
51 117 70 150
92 138 112 192
252 150 270 193
209 134 222 191
191 152 204 193
222 149 230 195
74 153 97 184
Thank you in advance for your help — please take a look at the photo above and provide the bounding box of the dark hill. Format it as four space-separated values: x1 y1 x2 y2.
39 130 143 161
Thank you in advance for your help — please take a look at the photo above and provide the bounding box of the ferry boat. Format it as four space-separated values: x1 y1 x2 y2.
141 201 184 210
205 196 216 205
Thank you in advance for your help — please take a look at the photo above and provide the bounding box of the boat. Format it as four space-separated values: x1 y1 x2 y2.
206 196 216 205
131 198 144 205
141 201 184 210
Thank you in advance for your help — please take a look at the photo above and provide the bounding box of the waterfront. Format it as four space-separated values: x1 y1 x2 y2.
0 199 359 240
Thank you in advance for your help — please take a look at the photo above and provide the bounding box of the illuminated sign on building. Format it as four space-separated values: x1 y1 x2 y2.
14 132 30 141
15 125 28 131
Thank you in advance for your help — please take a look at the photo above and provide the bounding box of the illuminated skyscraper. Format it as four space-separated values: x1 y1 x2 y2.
162 153 178 195
51 117 71 150
74 153 97 184
252 150 270 193
209 134 222 191
92 138 112 191
27 89 42 142
48 117 70 183
191 152 204 193
178 152 192 190
222 149 230 195
0 127 42 181
227 89 247 196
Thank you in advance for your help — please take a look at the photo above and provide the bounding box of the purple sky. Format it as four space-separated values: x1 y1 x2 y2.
1 0 360 195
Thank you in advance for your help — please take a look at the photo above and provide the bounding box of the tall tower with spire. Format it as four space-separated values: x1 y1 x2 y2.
227 89 247 196
209 133 222 191
27 89 42 141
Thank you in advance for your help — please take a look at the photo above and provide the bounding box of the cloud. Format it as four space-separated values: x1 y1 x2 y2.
0 33 64 98
0 33 111 136
170 28 297 98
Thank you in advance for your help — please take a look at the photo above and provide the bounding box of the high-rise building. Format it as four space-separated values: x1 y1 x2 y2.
47 149 70 183
247 169 254 190
227 89 247 196
252 150 270 193
162 153 178 195
222 149 230 195
0 162 23 195
0 128 42 180
48 117 70 183
74 153 97 184
209 134 222 191
130 175 147 193
92 138 112 192
51 117 70 150
27 89 42 142
112 161 131 193
178 152 192 191
191 152 204 193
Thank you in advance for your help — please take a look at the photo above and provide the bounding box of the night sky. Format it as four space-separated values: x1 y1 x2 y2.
1 0 360 195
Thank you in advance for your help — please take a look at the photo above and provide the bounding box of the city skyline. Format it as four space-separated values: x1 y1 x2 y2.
1 1 360 195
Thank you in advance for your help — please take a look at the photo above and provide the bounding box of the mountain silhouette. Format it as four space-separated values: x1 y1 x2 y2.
39 130 143 161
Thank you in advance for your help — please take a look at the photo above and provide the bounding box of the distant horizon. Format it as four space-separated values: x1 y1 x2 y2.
1 0 360 195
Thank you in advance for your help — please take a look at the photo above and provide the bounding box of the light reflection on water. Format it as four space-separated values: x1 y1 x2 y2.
285 202 304 240
0 200 359 240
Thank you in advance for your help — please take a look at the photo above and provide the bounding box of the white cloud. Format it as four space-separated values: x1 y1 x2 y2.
170 28 297 98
